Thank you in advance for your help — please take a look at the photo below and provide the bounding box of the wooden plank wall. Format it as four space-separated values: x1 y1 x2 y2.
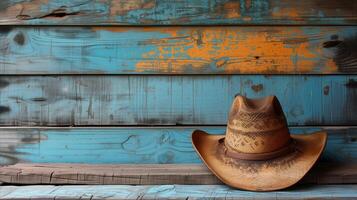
0 26 356 74
0 0 356 25
0 127 356 165
0 0 356 170
0 76 356 126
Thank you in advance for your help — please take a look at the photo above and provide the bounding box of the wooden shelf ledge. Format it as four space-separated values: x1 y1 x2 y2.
0 163 356 185
0 184 356 200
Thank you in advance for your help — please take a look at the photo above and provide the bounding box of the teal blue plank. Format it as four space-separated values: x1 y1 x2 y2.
0 185 356 199
0 127 355 164
0 0 356 25
0 27 356 74
0 75 356 126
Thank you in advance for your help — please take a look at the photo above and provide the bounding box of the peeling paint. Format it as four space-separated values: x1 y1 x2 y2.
251 84 263 93
323 85 330 95
0 106 10 114
0 76 356 126
0 129 47 165
110 0 156 16
135 27 341 74
1 27 356 74
221 1 241 19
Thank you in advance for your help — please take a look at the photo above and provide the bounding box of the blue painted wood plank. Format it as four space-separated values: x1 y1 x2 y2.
1 27 356 74
0 185 356 199
0 75 356 126
0 127 355 165
0 0 356 25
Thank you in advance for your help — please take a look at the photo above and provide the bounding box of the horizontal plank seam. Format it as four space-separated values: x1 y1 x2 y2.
1 24 357 27
0 125 356 129
1 72 357 76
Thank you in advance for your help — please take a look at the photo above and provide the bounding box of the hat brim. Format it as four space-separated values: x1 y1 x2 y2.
191 130 327 191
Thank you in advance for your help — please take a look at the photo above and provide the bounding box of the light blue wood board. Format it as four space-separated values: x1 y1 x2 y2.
0 0 356 25
0 75 356 126
0 127 355 165
0 185 356 199
0 26 356 74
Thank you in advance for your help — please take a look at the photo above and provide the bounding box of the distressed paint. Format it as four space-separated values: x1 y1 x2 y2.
1 27 356 74
0 127 356 164
0 76 356 126
0 0 356 25
0 185 357 199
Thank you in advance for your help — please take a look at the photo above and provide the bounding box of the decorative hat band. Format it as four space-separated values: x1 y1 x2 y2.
218 138 296 161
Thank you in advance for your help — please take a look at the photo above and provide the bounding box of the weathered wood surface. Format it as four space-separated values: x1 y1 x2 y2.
0 163 355 185
0 0 356 25
0 185 356 200
0 76 356 126
1 27 356 74
0 127 356 165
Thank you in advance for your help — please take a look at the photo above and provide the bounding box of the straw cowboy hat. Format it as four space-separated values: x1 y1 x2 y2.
192 95 327 191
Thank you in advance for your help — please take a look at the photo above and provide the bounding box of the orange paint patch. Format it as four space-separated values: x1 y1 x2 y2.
135 27 338 73
110 0 155 16
324 59 339 73
223 1 241 18
271 7 300 19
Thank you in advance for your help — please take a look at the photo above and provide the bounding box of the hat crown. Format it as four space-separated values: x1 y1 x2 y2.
225 95 291 154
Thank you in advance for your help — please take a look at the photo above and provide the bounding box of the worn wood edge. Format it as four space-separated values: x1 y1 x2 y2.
0 163 355 185
0 0 356 25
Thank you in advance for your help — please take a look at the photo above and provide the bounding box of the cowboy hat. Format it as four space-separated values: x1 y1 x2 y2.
191 95 327 191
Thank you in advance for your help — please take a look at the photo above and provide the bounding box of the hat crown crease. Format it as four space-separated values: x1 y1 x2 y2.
240 95 275 112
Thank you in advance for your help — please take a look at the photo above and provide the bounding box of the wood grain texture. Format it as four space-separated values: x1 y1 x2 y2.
0 127 356 165
0 0 356 25
0 163 355 185
1 27 356 74
0 75 356 126
0 185 356 199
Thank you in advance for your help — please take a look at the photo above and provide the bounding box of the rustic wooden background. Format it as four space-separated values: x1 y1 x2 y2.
0 0 357 194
